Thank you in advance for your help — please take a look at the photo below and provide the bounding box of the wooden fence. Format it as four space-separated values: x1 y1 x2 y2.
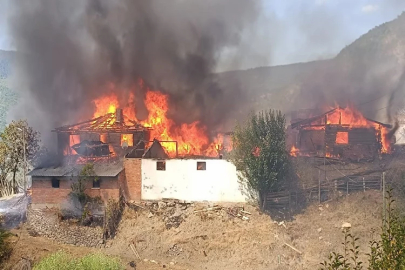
265 174 384 220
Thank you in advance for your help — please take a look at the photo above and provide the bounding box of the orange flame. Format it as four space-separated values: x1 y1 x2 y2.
336 132 348 144
290 145 299 157
121 134 134 147
326 106 391 153
91 82 225 157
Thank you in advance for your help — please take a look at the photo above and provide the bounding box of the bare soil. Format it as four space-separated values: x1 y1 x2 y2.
4 190 384 270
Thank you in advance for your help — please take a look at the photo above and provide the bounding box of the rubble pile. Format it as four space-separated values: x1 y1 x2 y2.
27 209 103 247
128 200 193 229
128 200 251 229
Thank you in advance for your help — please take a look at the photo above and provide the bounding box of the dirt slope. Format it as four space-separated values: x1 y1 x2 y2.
4 191 383 270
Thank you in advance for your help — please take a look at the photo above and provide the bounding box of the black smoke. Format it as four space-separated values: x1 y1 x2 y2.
8 0 262 148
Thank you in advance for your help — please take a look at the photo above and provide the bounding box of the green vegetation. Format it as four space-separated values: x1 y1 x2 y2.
33 251 124 270
0 120 40 197
71 163 99 204
231 110 289 209
320 190 405 269
0 215 12 266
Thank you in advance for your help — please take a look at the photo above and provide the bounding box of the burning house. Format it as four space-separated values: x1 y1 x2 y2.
53 108 151 161
29 94 240 208
289 106 394 161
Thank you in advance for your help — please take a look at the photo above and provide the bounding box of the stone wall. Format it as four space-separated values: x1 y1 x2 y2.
27 208 103 247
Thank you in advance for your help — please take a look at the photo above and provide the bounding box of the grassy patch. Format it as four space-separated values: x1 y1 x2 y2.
34 251 124 270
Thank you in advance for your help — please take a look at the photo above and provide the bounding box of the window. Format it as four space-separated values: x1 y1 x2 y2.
156 161 166 171
92 179 100 189
336 132 349 144
197 162 206 170
51 178 60 188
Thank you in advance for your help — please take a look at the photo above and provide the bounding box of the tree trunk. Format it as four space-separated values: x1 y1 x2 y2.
259 191 266 211
12 164 18 194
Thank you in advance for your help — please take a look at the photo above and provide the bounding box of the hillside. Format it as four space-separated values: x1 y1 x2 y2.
218 11 405 123
4 191 384 269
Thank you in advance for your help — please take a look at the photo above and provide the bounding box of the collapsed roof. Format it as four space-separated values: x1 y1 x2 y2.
291 107 392 129
52 109 151 134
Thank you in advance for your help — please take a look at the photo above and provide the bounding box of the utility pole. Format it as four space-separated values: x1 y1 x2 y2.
318 169 321 203
23 127 26 193
382 171 386 229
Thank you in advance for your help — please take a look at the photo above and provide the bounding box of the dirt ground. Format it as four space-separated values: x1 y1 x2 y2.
4 190 384 270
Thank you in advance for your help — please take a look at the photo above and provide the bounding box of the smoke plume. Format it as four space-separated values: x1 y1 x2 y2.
8 0 262 148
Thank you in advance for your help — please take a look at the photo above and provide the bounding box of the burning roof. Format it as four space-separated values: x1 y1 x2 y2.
289 106 395 160
53 109 150 134
291 107 392 130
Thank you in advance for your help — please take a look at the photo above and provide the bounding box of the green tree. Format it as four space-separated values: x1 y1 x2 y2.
71 163 98 204
0 120 40 196
231 110 289 209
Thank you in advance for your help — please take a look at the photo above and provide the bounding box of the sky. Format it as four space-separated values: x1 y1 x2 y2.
0 0 405 68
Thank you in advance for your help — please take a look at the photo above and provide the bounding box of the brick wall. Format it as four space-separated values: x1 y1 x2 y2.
31 177 71 205
31 174 121 207
123 158 142 201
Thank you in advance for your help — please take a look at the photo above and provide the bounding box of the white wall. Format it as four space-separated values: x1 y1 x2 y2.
141 159 246 202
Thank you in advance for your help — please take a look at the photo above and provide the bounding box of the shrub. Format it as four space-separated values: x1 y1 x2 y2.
33 251 124 270
320 189 405 269
0 215 12 266
231 110 289 209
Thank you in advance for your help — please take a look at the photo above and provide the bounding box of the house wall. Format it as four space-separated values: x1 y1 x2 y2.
123 158 142 201
141 159 246 202
31 173 122 208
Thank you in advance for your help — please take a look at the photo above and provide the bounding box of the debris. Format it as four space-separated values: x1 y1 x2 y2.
193 206 222 213
341 222 352 229
128 201 146 210
129 261 136 268
317 228 322 233
150 260 158 264
283 243 302 255
158 201 167 209
130 243 142 260
274 221 287 228
148 212 154 218
203 250 207 257
226 207 251 221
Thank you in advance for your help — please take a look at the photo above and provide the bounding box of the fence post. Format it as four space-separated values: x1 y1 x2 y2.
318 169 321 204
363 177 365 192
382 171 386 229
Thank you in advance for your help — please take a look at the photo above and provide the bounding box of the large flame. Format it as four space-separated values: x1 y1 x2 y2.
92 82 224 157
290 106 392 157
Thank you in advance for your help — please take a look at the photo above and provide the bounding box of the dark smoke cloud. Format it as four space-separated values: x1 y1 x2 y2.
8 0 262 148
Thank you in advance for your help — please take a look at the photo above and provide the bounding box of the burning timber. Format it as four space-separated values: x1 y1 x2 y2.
53 109 152 159
288 107 395 161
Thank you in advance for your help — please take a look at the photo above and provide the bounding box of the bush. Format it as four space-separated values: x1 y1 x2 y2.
320 189 405 269
34 251 124 270
231 110 289 209
0 215 12 266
